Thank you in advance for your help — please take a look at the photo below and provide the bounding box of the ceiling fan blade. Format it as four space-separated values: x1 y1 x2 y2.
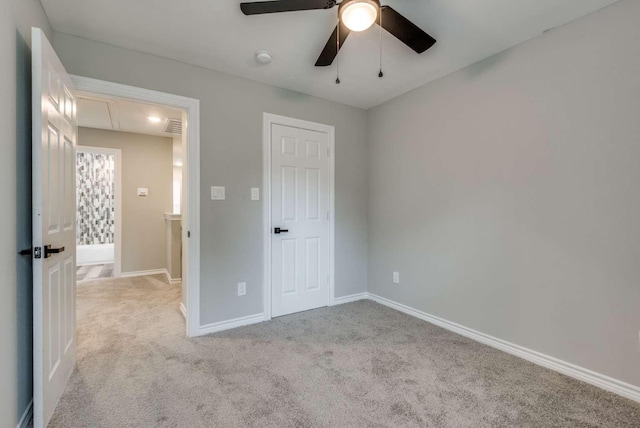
380 6 436 54
315 21 351 67
240 0 336 15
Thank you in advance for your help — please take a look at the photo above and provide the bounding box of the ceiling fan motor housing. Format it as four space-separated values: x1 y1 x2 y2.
338 0 380 15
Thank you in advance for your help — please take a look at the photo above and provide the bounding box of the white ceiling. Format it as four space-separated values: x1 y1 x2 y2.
42 0 619 109
77 95 182 138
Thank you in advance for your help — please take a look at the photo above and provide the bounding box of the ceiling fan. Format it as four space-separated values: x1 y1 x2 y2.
240 0 436 67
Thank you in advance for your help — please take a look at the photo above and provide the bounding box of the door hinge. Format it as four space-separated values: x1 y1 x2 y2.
327 147 330 157
326 211 330 220
187 231 191 238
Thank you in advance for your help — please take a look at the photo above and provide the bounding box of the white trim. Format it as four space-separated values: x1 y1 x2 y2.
331 292 369 306
120 268 181 284
16 400 33 428
180 303 187 320
120 269 167 278
164 269 182 284
77 145 122 277
262 113 335 320
198 313 266 336
367 293 640 403
70 75 201 338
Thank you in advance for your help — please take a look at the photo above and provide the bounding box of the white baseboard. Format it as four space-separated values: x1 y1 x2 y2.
331 292 369 306
120 269 180 284
198 313 265 336
180 303 187 320
120 269 167 278
367 292 640 403
16 400 33 428
164 270 182 284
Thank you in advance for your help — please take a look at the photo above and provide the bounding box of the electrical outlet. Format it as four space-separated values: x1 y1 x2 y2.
393 271 400 284
238 282 246 296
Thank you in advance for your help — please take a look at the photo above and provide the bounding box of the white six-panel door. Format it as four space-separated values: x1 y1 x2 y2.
271 124 330 317
32 27 77 428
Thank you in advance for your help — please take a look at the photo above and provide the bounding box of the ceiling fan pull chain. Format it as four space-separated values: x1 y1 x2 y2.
378 6 384 78
336 15 341 84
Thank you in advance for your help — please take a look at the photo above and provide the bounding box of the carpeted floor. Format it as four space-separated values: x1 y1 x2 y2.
49 275 640 427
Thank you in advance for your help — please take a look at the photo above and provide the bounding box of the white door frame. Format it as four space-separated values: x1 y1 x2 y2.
76 145 122 277
262 113 335 320
71 75 201 337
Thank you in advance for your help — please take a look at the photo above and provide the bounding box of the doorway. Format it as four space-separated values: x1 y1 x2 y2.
262 113 336 319
70 77 201 338
75 145 121 281
75 95 183 284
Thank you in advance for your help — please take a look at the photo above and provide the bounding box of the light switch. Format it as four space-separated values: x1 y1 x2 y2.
137 188 149 197
251 187 260 201
211 186 225 200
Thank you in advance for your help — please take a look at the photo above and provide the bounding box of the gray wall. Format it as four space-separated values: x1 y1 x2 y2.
79 127 173 273
367 0 640 388
0 0 52 426
53 33 369 325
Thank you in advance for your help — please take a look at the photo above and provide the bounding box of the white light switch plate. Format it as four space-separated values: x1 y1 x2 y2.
251 187 260 201
211 186 225 200
137 188 149 197
393 272 400 284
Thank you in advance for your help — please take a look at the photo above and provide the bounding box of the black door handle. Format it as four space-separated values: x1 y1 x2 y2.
18 248 32 256
44 245 65 258
274 228 289 234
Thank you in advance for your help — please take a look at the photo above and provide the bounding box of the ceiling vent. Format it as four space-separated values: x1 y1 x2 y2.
164 118 182 135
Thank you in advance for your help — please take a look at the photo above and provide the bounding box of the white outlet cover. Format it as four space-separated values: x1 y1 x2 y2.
251 187 260 201
137 187 149 196
211 186 225 200
238 282 246 296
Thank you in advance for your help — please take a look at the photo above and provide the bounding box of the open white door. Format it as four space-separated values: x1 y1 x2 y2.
32 27 77 428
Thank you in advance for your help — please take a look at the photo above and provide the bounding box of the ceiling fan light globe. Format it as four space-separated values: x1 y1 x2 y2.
341 1 378 32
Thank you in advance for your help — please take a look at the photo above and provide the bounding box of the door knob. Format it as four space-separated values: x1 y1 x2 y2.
274 227 289 234
44 245 65 258
18 248 33 256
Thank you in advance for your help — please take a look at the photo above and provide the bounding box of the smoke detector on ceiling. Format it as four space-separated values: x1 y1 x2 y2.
255 51 273 65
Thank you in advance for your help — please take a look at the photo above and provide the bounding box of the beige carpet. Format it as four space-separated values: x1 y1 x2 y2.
49 275 640 427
